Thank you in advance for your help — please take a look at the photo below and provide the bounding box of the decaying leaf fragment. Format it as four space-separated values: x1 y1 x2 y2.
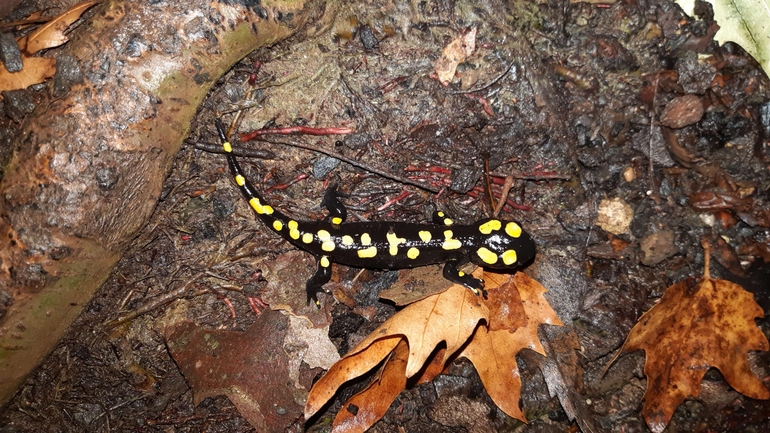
22 1 99 54
165 309 306 431
0 57 56 92
305 269 563 431
614 248 769 433
434 27 476 85
0 1 97 93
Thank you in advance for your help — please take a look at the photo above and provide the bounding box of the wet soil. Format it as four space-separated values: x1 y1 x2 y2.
2 0 770 432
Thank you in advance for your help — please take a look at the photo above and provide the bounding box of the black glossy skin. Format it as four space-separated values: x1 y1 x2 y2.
216 120 536 305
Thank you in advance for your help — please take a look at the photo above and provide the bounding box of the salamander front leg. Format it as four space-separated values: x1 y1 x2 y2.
443 259 487 297
321 186 347 225
306 255 332 307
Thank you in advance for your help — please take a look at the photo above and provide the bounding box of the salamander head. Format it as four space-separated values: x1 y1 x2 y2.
468 218 536 269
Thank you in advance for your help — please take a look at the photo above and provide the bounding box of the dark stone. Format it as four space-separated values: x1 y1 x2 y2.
2 89 36 123
0 32 22 73
359 25 379 50
53 54 83 97
449 166 480 194
342 132 371 149
312 155 340 179
95 167 119 190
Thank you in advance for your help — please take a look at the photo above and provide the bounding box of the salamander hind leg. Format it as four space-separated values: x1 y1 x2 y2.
443 259 487 297
321 186 347 225
306 255 333 307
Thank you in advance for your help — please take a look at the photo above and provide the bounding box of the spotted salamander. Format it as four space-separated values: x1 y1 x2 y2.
216 119 536 306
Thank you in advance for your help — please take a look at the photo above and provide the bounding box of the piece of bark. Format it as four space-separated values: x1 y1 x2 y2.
0 0 325 406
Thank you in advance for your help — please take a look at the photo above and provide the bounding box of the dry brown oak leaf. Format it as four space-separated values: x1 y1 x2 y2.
305 269 563 432
617 275 769 433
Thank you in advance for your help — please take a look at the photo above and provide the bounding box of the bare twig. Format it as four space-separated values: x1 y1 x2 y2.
493 175 515 218
445 58 516 94
264 138 442 194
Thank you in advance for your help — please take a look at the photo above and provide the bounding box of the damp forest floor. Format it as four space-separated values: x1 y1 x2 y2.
2 0 770 432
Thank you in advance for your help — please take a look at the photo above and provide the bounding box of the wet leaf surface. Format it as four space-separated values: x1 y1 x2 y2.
617 275 769 432
166 309 305 431
0 57 55 91
307 270 562 431
459 272 563 422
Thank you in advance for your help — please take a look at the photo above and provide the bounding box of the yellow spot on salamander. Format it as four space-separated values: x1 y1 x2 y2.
302 233 314 244
443 218 453 226
320 256 330 267
505 222 522 238
331 217 343 225
418 231 432 243
407 247 420 259
235 175 246 186
502 250 517 265
442 230 461 250
342 235 354 246
272 220 283 231
249 197 261 212
288 220 299 239
478 220 501 234
458 271 465 277
357 246 377 258
317 230 335 251
223 141 232 153
437 211 445 217
386 231 406 256
476 247 498 265
249 197 274 215
361 233 372 245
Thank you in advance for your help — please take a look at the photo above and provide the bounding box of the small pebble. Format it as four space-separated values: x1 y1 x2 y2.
596 197 634 235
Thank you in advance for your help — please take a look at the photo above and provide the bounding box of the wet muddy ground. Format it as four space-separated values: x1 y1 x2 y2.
2 0 770 432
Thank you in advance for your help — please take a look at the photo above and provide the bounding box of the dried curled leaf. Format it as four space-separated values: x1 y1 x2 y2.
618 276 769 433
305 336 402 421
304 279 489 419
331 340 410 433
306 269 563 432
459 272 563 422
434 27 476 85
0 2 98 94
23 1 99 54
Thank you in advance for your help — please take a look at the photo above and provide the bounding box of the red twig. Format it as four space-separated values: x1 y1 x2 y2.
264 173 309 194
220 296 237 319
376 189 411 211
247 297 267 316
465 93 494 116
